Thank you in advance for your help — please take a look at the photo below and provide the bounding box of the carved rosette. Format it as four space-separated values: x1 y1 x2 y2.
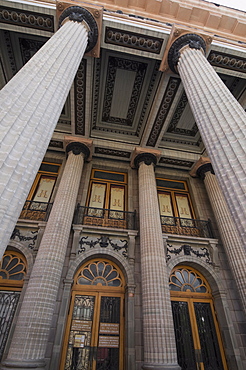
58 6 98 52
134 153 157 169
66 142 90 159
168 33 206 74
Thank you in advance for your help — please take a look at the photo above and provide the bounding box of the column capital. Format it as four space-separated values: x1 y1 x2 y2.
64 136 93 160
131 147 161 169
57 2 103 57
160 26 212 73
189 157 214 180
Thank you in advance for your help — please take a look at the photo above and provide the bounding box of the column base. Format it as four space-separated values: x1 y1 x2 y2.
142 363 181 370
1 359 46 370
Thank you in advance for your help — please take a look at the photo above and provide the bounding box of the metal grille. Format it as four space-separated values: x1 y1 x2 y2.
161 216 214 238
194 302 224 370
65 296 95 370
96 297 120 370
171 301 197 370
100 297 120 324
0 291 20 361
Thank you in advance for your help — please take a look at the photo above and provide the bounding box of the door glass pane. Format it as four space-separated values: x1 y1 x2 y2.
175 194 193 227
97 297 121 370
171 301 197 370
109 186 124 219
32 176 56 203
194 302 224 370
65 295 95 370
88 183 106 217
158 192 175 225
0 291 20 361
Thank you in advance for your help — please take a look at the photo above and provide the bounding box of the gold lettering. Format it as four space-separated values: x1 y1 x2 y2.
37 190 48 198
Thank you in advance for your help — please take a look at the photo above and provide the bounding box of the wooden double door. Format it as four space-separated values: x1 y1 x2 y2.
172 297 228 370
61 291 124 370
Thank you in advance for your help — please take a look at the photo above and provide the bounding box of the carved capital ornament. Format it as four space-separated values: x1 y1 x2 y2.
134 153 157 169
66 142 90 159
168 33 206 74
58 6 99 53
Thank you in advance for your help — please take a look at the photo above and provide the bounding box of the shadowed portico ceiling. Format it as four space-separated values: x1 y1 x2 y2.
0 2 246 169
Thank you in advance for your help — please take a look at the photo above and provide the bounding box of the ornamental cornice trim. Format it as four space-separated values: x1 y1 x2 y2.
0 6 54 32
105 27 164 54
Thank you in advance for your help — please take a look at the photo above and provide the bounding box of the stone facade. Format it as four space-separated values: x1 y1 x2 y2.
0 0 246 370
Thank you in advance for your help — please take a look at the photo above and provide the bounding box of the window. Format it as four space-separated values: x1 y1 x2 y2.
157 178 195 223
83 170 128 228
20 162 60 221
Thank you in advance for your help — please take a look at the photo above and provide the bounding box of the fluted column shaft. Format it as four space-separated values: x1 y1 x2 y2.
175 43 246 247
2 143 87 369
203 170 246 313
137 155 180 370
0 14 89 259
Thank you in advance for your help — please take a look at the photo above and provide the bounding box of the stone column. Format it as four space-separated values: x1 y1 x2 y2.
166 30 246 248
1 139 92 370
132 148 180 370
190 157 246 313
0 4 100 259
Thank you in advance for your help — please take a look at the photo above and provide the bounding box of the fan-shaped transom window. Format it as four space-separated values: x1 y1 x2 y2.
75 260 124 287
169 266 210 294
0 251 27 282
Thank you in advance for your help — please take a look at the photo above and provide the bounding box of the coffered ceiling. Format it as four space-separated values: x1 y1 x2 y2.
0 2 246 170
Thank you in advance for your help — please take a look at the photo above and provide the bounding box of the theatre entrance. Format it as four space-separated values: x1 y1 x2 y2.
60 259 125 370
169 266 228 370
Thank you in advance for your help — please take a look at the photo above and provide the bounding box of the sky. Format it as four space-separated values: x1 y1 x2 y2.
206 0 246 11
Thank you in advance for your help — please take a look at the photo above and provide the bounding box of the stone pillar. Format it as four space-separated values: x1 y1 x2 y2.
166 29 246 248
132 148 180 370
0 4 101 259
190 157 246 313
1 139 92 370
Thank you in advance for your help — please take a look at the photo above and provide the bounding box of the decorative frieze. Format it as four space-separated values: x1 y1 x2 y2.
78 235 128 258
11 228 38 250
0 6 54 32
105 27 163 54
94 147 131 158
159 157 194 168
167 243 212 264
146 77 180 146
19 38 46 64
3 31 17 76
208 51 246 73
75 60 86 135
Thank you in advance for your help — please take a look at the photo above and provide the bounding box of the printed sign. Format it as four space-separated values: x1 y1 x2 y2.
99 323 119 334
74 334 85 348
71 320 92 332
98 336 119 348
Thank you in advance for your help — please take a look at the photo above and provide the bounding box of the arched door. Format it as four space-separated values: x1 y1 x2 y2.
61 259 125 370
0 251 27 361
169 266 228 370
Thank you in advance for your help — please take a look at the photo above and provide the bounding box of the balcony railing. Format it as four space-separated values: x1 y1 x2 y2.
73 205 137 230
20 200 53 222
160 216 214 238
